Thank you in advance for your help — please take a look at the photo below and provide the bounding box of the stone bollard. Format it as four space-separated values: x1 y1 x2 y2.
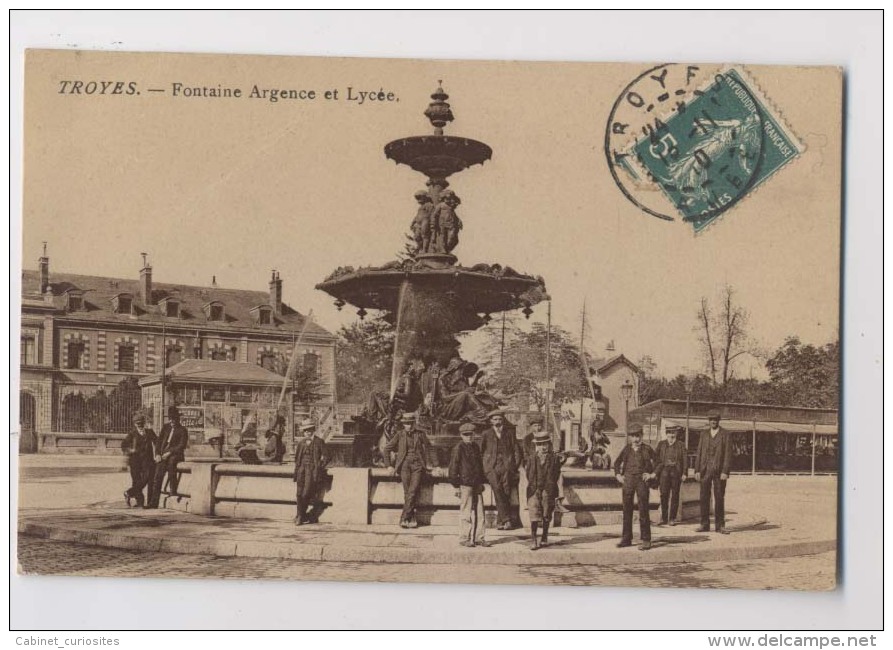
190 463 217 516
319 468 371 525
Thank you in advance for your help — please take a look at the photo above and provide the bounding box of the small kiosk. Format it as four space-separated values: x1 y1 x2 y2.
139 359 295 457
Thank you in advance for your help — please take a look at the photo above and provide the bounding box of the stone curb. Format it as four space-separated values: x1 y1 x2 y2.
18 518 836 567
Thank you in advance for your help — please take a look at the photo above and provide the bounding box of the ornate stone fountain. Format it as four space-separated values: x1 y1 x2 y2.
317 84 548 465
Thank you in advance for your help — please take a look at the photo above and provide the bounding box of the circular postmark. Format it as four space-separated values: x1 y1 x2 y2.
604 63 768 227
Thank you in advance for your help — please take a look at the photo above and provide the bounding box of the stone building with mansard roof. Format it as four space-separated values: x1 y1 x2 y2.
18 248 336 454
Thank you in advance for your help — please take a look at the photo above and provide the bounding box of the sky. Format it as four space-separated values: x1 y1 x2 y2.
21 51 841 380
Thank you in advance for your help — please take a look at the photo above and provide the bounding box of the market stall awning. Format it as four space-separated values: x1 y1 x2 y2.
662 417 837 436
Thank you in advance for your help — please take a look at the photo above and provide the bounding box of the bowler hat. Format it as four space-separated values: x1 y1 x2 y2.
166 406 180 418
133 412 146 423
627 423 644 436
708 411 721 420
459 423 476 435
533 429 551 444
299 418 316 432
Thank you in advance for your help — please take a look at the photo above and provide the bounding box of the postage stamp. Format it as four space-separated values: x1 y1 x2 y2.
605 65 803 232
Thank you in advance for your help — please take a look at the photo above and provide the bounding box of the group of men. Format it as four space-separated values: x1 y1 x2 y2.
121 405 188 509
125 405 734 554
385 408 528 532
614 412 733 550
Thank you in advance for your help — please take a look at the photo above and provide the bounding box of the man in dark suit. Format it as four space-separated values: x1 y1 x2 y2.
695 412 733 534
449 423 489 547
615 424 656 550
121 412 156 508
385 411 431 528
293 418 328 525
480 409 522 530
524 429 566 550
654 425 687 526
146 405 188 508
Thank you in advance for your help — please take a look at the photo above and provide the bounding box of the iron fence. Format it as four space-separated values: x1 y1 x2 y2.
53 378 143 434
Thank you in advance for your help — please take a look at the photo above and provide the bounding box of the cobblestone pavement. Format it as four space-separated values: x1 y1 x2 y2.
17 535 837 591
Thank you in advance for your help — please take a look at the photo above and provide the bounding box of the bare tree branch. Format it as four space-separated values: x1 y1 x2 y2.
696 297 718 385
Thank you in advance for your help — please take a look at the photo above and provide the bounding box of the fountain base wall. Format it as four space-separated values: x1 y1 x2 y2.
168 462 700 526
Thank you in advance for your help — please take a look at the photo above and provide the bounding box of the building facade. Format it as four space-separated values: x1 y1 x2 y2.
19 251 336 454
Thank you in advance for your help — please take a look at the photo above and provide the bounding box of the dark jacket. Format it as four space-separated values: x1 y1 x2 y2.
293 436 328 481
695 427 733 477
615 443 656 479
480 426 522 475
156 422 188 462
449 440 485 488
385 428 431 474
121 426 157 465
654 439 686 477
524 450 564 500
521 433 536 466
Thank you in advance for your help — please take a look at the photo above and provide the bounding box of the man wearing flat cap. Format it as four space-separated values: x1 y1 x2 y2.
524 428 566 550
695 411 732 534
121 412 157 508
293 418 328 525
449 423 489 547
147 405 188 509
385 411 431 528
654 425 687 526
480 408 522 530
614 424 656 550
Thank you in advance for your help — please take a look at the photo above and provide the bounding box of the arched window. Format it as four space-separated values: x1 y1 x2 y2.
302 352 321 381
260 352 277 372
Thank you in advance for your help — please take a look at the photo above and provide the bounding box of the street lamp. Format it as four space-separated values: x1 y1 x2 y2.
620 378 634 434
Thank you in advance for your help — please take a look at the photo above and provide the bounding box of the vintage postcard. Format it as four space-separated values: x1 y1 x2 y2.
17 50 842 591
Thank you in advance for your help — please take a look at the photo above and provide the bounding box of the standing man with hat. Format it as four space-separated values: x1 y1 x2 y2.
449 423 489 547
121 412 157 508
654 425 687 526
695 411 733 534
524 427 566 550
293 418 328 525
385 411 431 528
481 408 522 530
147 405 188 509
614 424 656 550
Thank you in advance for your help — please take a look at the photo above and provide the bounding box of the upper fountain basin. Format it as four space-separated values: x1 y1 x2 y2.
384 135 492 178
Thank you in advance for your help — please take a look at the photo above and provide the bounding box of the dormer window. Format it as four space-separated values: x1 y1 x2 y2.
65 290 84 312
159 297 180 319
250 305 273 326
203 301 224 322
111 293 133 315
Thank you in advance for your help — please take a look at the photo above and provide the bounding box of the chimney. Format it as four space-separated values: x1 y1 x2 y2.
606 340 615 352
38 241 49 294
269 270 282 314
139 253 153 305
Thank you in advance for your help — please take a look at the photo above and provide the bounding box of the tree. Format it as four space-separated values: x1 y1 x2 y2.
481 321 590 411
269 352 324 407
766 336 840 408
636 355 663 405
334 315 396 404
695 285 753 388
107 376 142 433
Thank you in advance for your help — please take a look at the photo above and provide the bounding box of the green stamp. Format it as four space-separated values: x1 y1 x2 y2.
617 67 802 233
